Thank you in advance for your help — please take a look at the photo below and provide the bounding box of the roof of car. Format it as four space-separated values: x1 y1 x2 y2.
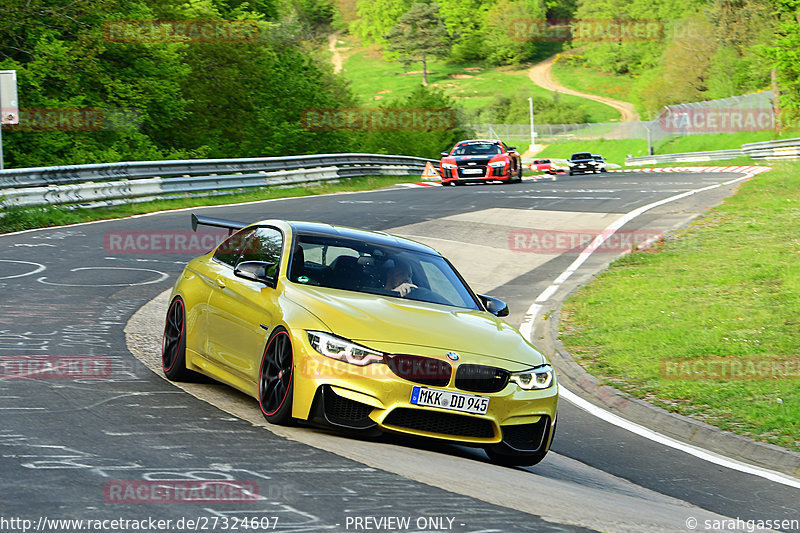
456 139 503 145
286 220 439 255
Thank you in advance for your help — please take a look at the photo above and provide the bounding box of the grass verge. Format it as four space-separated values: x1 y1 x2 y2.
0 175 417 234
550 60 637 103
654 131 800 154
535 132 800 166
559 161 800 451
536 139 649 164
340 37 620 123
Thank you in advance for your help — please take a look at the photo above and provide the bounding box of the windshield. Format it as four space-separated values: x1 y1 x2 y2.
289 234 480 310
453 143 502 156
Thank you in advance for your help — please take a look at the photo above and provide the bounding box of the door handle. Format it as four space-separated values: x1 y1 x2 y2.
215 278 226 289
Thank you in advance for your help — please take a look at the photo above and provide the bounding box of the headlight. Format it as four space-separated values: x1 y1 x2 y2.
442 162 457 169
488 161 507 168
509 364 554 390
307 331 384 366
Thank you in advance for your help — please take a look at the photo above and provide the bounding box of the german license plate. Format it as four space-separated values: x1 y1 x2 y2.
410 386 489 415
462 168 483 175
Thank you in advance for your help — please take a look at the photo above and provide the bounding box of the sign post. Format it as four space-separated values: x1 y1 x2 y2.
0 70 20 170
527 97 538 152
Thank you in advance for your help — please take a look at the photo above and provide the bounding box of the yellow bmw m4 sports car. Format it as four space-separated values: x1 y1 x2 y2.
162 214 558 465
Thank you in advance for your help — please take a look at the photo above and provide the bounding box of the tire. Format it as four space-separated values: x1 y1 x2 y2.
162 297 190 381
258 327 295 425
568 170 574 176
513 165 524 183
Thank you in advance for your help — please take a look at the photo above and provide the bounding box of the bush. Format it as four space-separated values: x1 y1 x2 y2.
360 85 474 158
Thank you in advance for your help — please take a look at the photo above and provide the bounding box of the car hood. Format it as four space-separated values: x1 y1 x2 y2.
449 155 495 164
285 284 545 367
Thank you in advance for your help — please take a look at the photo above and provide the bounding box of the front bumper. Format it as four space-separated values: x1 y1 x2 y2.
440 164 513 184
290 332 559 445
569 163 598 173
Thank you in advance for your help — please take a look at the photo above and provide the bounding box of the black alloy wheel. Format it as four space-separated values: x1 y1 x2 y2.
258 328 295 424
162 297 189 380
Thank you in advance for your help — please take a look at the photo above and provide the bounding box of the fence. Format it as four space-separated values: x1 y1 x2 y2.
472 122 652 144
471 91 777 146
0 153 435 209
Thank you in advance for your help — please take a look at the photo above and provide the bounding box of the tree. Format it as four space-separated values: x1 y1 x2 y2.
0 0 358 167
361 85 474 159
635 15 718 115
764 0 800 126
484 0 545 65
172 25 357 158
384 3 450 85
350 0 413 43
435 0 488 61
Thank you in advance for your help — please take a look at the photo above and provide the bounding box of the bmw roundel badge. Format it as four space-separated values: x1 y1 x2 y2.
446 352 460 361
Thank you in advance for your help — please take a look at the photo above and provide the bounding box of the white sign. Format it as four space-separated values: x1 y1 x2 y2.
1 70 19 125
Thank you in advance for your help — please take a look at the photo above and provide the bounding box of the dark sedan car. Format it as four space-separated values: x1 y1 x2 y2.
567 152 601 175
440 139 523 185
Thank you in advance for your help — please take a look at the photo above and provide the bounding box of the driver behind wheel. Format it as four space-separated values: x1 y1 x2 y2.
384 258 417 297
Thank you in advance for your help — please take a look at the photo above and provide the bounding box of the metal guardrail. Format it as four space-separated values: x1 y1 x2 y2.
741 137 800 160
626 137 800 166
0 154 435 208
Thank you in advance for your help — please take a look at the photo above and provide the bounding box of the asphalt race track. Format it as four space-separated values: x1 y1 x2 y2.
1 170 798 533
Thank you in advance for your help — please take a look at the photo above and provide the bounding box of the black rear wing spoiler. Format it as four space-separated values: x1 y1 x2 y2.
191 214 248 235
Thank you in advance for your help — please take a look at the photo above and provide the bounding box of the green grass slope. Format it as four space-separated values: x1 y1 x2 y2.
560 161 800 451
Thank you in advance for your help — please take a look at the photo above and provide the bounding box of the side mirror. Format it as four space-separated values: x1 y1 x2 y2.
478 294 509 317
234 261 276 286
508 146 517 151
440 152 449 157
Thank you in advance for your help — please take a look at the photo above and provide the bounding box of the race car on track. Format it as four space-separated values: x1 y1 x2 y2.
162 214 559 465
529 158 566 176
591 154 607 173
531 158 554 172
567 152 601 175
439 139 523 185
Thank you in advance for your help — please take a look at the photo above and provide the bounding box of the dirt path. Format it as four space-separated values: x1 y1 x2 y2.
529 55 640 122
328 32 343 74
